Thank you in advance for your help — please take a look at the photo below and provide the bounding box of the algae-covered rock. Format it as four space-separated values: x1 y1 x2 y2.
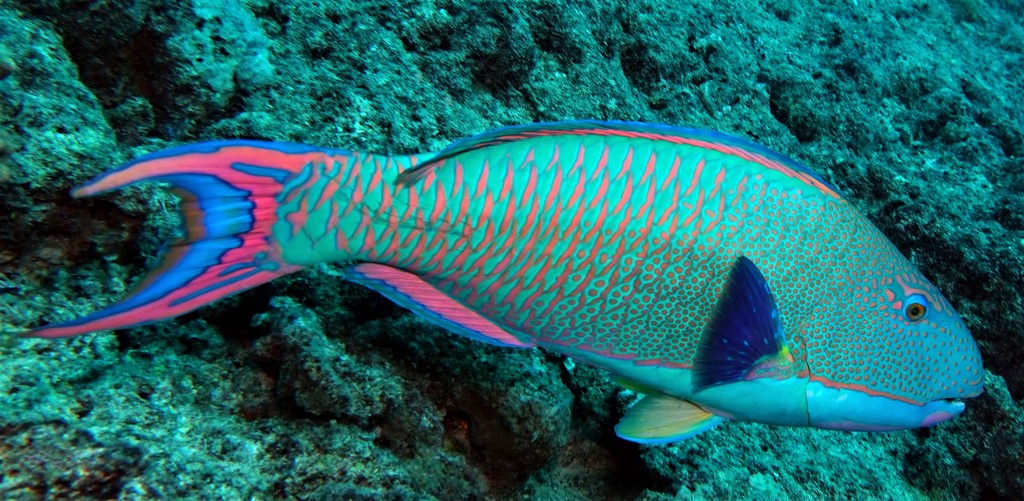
2 0 1023 499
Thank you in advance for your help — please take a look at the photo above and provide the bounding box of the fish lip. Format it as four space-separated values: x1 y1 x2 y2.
916 398 966 427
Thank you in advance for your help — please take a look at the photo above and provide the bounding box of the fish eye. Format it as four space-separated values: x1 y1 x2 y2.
904 294 928 321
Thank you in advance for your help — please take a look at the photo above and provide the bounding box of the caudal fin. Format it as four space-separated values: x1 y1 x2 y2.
25 140 341 338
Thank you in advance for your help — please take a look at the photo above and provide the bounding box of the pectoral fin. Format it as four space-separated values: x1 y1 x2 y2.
614 394 725 444
693 256 793 391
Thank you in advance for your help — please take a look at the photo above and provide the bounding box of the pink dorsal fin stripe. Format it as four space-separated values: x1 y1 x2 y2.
395 120 840 199
344 263 534 348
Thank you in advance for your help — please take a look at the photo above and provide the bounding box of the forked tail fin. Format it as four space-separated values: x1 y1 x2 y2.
25 140 343 338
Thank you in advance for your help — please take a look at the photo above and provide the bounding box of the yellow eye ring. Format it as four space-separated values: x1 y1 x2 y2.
904 296 928 321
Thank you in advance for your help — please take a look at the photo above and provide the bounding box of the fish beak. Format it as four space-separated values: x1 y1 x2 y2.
917 398 966 427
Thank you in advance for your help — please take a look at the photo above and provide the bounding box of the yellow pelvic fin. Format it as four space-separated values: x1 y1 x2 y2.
614 394 725 444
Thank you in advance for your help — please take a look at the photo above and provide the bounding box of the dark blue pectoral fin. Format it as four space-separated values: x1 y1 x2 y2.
615 394 725 443
693 256 792 391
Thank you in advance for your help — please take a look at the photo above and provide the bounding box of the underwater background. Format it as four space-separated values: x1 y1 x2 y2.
0 0 1022 499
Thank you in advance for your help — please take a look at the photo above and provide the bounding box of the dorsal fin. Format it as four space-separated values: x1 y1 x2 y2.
396 121 840 196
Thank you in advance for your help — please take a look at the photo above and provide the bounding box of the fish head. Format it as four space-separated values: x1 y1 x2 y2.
803 223 984 431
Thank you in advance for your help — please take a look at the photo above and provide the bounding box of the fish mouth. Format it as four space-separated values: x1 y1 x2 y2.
915 398 966 427
931 398 966 414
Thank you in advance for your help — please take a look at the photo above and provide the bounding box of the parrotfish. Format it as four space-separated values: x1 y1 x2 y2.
26 121 984 442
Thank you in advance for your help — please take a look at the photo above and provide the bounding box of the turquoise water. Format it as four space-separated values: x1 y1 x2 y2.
0 0 1021 499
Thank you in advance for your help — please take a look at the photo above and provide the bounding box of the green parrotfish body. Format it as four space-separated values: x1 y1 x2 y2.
26 121 984 442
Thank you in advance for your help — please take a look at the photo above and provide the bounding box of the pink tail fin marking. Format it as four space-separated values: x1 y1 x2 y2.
26 140 343 338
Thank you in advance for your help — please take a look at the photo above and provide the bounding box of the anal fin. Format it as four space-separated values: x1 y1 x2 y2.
344 263 534 348
615 394 724 444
